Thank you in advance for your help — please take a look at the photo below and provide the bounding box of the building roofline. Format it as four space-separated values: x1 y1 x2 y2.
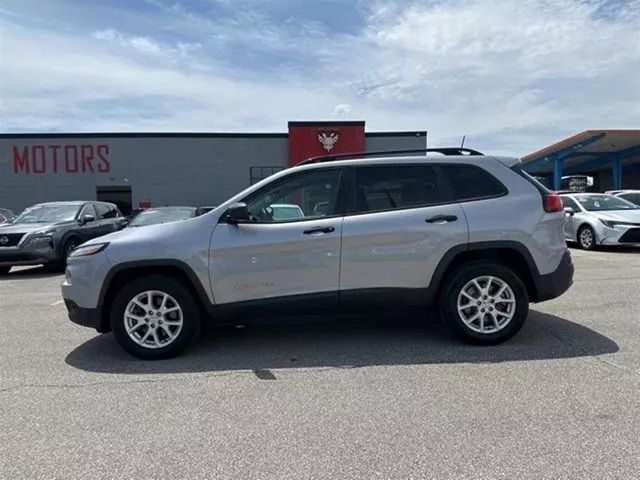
288 121 365 126
523 129 640 162
0 130 427 139
0 132 290 139
366 131 426 138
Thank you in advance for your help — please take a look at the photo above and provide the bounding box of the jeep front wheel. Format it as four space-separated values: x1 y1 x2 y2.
111 275 201 359
440 262 529 344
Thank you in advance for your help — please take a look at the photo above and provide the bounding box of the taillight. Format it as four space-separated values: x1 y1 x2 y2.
544 193 564 213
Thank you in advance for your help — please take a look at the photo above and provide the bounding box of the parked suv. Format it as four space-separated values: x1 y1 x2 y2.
0 201 125 273
62 149 574 359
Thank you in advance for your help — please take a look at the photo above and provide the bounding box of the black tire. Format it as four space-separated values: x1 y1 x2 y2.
110 275 201 359
62 237 80 264
577 225 596 250
0 266 10 275
439 261 529 345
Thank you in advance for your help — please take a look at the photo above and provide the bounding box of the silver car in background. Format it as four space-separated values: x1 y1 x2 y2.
560 193 640 249
605 190 640 207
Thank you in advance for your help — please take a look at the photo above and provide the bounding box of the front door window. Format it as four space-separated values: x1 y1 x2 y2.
243 169 343 223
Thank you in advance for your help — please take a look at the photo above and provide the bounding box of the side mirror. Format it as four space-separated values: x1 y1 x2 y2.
115 218 129 230
225 202 251 224
564 207 575 216
80 214 96 224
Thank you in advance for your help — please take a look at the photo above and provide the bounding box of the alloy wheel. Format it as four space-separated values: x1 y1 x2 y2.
456 276 516 334
579 228 593 249
123 290 184 349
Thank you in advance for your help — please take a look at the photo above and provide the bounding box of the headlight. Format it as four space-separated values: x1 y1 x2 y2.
34 227 62 237
599 219 615 228
599 219 637 229
69 243 109 258
27 227 62 241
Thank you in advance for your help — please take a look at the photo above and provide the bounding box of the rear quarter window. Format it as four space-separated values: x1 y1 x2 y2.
441 164 508 201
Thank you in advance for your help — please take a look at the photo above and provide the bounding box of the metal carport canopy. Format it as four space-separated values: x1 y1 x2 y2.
521 130 640 190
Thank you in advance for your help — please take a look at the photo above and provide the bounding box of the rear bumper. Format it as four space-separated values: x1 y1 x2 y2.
64 299 104 332
533 250 574 302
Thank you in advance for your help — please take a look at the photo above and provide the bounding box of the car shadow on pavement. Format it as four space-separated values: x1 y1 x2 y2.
65 309 619 375
0 266 62 280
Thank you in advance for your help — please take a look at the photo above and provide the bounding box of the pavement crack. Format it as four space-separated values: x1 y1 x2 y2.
0 370 256 394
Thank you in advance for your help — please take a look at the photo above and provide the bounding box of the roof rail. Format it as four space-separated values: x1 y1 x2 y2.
297 147 484 165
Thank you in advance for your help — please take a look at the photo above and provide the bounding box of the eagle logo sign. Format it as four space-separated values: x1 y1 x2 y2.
317 132 339 152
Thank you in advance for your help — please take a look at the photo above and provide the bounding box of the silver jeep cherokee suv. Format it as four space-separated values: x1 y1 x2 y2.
62 148 574 359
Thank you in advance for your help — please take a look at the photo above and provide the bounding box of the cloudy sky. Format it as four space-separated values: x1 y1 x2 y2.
0 0 638 155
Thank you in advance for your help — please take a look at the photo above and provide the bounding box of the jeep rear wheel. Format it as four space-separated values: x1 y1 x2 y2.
111 275 201 359
440 262 529 344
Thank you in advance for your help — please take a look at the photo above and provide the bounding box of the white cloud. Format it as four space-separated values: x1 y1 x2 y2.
0 21 348 133
1 0 639 156
93 28 117 41
92 28 200 58
333 104 352 116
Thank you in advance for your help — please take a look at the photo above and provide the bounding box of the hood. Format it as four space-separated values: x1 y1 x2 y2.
590 210 640 224
92 214 212 245
0 222 60 235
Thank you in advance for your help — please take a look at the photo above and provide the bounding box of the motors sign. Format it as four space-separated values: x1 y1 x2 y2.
12 144 111 174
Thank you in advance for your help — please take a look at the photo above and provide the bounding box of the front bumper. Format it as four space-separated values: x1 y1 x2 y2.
0 237 59 267
533 250 574 302
598 225 640 246
64 299 101 330
61 253 112 332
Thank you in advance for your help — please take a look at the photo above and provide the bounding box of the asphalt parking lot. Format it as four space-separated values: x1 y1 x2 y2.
1 248 639 479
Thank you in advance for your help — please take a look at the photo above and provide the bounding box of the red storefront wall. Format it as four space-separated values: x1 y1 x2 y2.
288 121 366 167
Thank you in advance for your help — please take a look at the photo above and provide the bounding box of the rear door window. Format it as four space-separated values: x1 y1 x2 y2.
353 165 452 214
97 203 120 218
95 203 110 219
441 165 508 201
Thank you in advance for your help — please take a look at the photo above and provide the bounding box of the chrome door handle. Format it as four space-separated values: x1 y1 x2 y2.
425 215 458 224
303 226 335 235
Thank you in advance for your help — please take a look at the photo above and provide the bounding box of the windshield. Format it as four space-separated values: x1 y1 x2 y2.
128 208 195 227
13 204 80 224
575 195 639 212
